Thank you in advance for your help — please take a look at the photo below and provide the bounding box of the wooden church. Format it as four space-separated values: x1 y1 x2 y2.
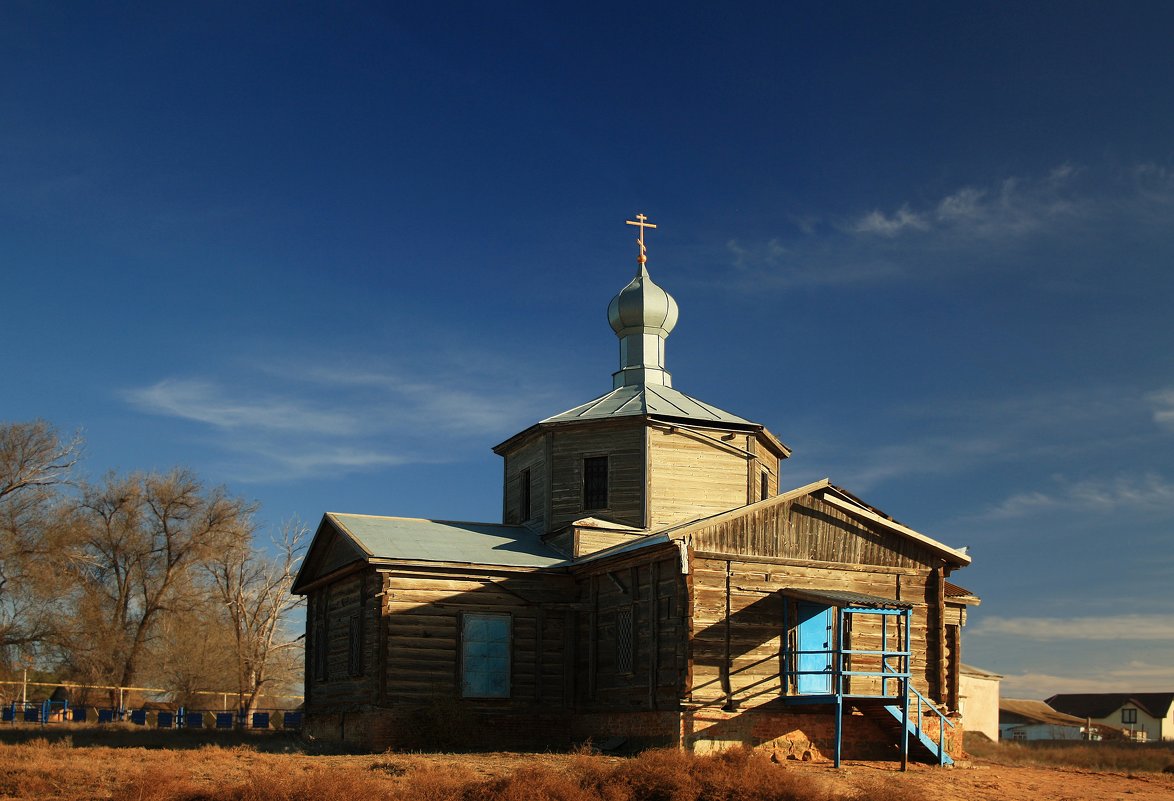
292 216 978 765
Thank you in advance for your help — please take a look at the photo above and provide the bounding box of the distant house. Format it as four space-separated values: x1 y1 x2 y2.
293 221 979 766
999 698 1087 741
958 663 1001 741
1047 693 1174 742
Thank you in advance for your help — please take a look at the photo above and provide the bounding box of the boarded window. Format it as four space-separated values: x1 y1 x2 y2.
583 456 608 510
461 613 511 698
313 621 327 681
521 468 532 521
616 609 634 674
348 614 362 676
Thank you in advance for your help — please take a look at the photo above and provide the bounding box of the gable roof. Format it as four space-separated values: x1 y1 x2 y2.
1000 699 1086 727
1047 692 1174 720
292 513 567 592
654 478 971 567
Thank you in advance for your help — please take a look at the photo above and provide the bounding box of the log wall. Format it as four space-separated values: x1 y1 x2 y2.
648 426 751 529
548 421 645 530
380 566 573 710
689 555 938 707
573 548 688 711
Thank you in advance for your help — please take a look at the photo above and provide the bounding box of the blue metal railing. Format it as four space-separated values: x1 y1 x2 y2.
780 603 954 768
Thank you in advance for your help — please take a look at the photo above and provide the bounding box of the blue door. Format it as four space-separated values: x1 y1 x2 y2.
795 603 834 694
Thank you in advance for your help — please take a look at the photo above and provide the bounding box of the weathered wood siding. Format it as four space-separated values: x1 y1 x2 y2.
690 494 942 569
502 433 547 532
549 421 645 530
572 548 688 711
648 426 751 529
689 555 938 707
752 436 779 500
381 566 573 709
305 569 381 710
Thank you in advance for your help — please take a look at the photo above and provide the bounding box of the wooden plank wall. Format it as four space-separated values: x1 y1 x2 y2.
573 549 687 711
502 434 547 532
381 566 573 709
305 570 381 709
690 495 941 570
549 421 645 531
690 556 938 707
648 426 750 529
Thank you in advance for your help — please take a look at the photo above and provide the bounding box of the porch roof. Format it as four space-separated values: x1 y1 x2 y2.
781 588 914 610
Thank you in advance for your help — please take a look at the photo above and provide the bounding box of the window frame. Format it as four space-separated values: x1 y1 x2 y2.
582 455 609 511
615 608 634 675
459 612 513 699
1122 707 1138 724
520 467 532 521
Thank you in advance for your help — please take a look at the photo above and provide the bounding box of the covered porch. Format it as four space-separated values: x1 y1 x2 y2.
780 588 954 768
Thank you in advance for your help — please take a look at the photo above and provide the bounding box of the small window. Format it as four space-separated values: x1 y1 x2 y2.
583 456 608 510
760 470 770 501
521 468 532 521
462 613 511 698
348 614 362 676
616 609 634 674
314 621 327 681
1122 708 1138 724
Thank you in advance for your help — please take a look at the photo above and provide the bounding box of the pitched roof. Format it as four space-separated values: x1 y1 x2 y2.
1000 698 1087 727
960 663 1002 679
542 383 756 427
1046 692 1174 720
326 513 567 569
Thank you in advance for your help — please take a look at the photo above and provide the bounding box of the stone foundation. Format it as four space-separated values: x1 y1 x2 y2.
304 703 962 763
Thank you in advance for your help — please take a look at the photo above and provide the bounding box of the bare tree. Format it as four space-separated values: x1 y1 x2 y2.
64 469 254 703
0 421 81 669
205 519 307 718
0 420 80 503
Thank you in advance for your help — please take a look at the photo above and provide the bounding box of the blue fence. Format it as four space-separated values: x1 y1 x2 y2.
3 700 302 731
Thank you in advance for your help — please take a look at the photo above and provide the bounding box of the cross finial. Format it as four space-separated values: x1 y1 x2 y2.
625 213 657 265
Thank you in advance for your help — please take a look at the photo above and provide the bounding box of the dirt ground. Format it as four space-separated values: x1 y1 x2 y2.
2 736 1174 801
393 752 1174 801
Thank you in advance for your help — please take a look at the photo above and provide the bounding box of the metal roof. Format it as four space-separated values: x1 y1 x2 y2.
1047 692 1174 720
542 383 756 426
1000 699 1087 727
780 588 914 609
327 513 567 569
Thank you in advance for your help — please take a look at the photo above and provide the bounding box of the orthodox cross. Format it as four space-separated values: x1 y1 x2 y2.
626 213 657 264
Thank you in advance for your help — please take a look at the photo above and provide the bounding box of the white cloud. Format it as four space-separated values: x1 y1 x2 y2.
849 169 1089 242
981 473 1174 520
722 161 1174 290
851 205 929 237
1000 662 1174 699
972 614 1174 641
126 378 358 435
124 357 565 483
1147 388 1174 431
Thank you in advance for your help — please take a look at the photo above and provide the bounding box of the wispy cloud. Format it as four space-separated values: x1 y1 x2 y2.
1000 662 1174 699
126 378 359 435
973 614 1174 641
806 384 1162 492
851 205 929 237
1147 387 1174 432
720 162 1174 290
124 355 568 482
849 164 1088 242
980 472 1174 520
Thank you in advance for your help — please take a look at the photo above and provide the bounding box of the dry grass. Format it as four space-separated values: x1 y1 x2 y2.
0 736 919 801
965 734 1174 774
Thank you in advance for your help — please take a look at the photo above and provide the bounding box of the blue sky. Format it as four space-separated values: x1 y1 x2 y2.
4 2 1174 699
